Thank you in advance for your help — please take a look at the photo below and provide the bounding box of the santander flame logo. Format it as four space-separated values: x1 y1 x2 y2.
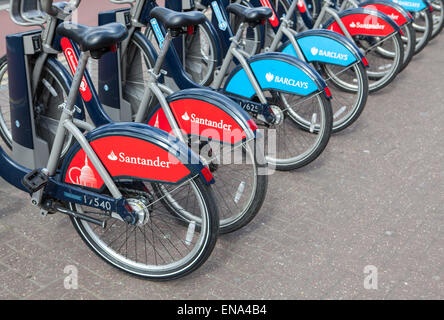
108 151 118 161
182 112 190 121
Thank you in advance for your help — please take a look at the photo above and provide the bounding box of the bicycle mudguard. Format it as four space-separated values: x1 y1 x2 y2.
359 0 414 27
223 52 330 99
146 89 258 146
61 123 215 190
323 7 401 37
388 0 430 12
280 29 367 67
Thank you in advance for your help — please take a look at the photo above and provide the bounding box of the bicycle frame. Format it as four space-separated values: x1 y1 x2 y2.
3 41 136 222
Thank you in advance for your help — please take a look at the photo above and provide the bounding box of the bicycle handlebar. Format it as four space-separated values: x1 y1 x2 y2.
41 0 82 17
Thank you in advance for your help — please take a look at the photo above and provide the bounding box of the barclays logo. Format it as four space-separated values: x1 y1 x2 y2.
265 72 309 89
310 46 349 61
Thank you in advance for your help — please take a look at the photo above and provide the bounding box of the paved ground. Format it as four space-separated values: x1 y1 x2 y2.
0 1 443 300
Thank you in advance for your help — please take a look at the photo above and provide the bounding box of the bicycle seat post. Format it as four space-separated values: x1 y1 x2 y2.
151 31 173 77
46 51 89 176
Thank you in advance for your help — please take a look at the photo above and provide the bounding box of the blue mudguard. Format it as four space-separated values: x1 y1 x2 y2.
389 0 430 12
280 29 367 67
223 52 329 99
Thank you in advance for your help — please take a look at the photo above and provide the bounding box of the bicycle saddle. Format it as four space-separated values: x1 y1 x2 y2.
150 7 206 30
226 4 273 24
56 22 128 53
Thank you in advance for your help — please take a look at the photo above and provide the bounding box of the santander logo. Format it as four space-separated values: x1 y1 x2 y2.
108 150 172 168
181 112 233 132
349 21 385 30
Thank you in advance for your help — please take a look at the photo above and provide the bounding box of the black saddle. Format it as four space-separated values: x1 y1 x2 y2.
226 4 273 25
56 22 128 56
150 7 206 30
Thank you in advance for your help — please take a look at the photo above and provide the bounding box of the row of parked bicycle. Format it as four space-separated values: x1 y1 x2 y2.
0 0 441 280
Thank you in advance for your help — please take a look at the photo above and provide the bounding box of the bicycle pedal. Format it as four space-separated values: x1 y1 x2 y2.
22 169 49 193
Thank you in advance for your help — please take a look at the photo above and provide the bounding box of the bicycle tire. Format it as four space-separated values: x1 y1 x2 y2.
69 176 219 280
430 0 444 39
354 32 404 93
412 7 433 54
260 89 333 171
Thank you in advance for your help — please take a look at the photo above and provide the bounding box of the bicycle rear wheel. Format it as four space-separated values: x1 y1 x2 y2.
259 89 333 171
122 35 268 233
430 0 444 39
354 32 404 93
412 8 433 54
319 61 369 132
69 177 219 280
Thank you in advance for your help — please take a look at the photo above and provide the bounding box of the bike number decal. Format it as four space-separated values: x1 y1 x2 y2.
61 37 93 102
260 0 280 27
211 1 228 31
283 35 357 67
148 99 247 145
390 0 427 12
150 18 165 48
65 136 191 189
327 14 395 37
362 4 408 26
